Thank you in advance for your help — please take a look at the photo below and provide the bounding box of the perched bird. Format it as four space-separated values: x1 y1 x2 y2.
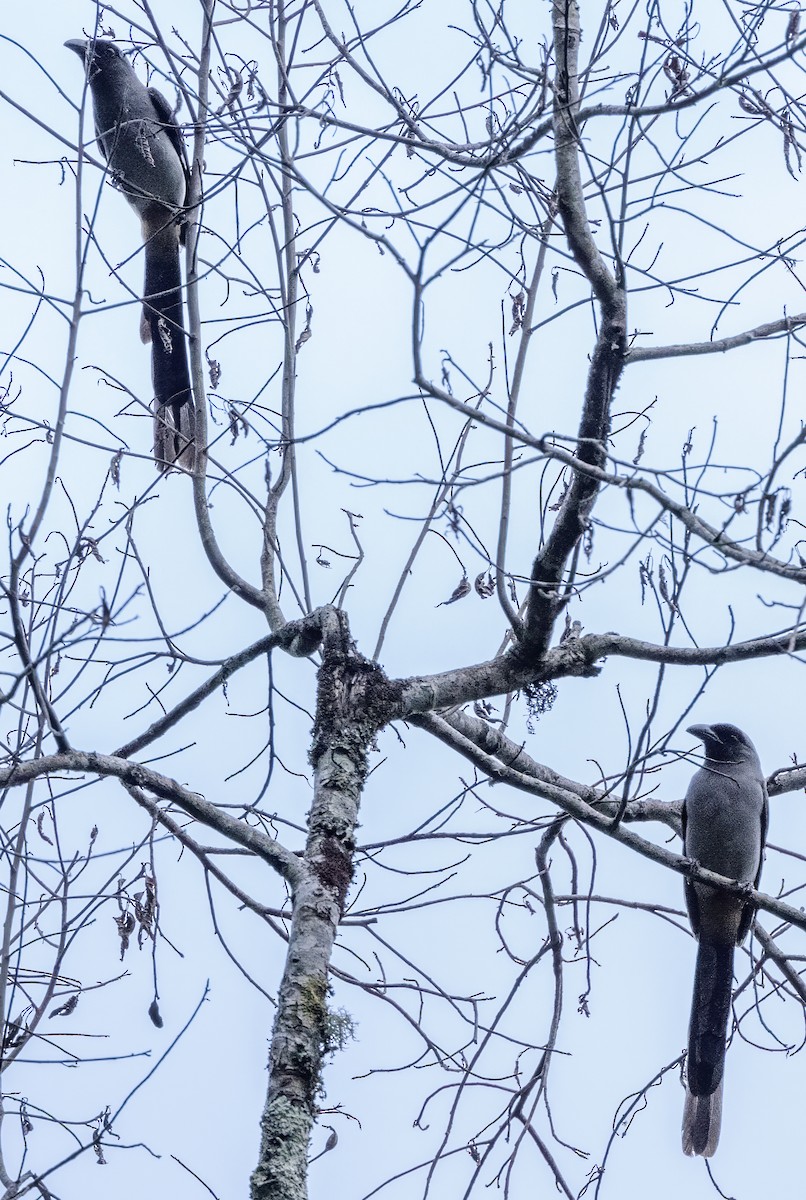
65 37 195 470
681 723 767 1157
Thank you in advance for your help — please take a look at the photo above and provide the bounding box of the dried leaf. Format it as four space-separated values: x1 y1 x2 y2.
295 304 314 352
50 993 80 1019
509 290 525 335
663 53 691 99
787 8 801 45
779 494 792 538
764 492 777 531
217 69 244 114
115 911 136 960
738 91 762 115
639 559 652 605
2 1019 24 1051
633 428 646 465
782 109 802 179
134 873 157 946
658 563 676 612
36 811 54 846
474 571 495 598
206 349 222 390
93 1106 112 1166
437 575 471 607
227 404 250 444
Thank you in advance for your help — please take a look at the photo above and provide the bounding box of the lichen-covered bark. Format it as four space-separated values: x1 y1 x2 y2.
250 610 396 1200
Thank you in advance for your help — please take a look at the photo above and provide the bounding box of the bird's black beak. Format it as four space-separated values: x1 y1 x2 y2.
687 723 719 746
64 39 88 61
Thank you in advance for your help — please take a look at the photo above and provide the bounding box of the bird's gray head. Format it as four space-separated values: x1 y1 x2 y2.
65 39 127 76
687 723 760 766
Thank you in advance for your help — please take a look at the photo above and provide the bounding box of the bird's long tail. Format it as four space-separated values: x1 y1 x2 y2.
681 939 734 1156
141 225 195 471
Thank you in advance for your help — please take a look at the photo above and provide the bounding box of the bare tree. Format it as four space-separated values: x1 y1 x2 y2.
2 1 806 1197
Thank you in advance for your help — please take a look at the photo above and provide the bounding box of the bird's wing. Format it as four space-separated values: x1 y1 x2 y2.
736 777 768 944
680 793 701 937
147 86 189 244
147 87 190 185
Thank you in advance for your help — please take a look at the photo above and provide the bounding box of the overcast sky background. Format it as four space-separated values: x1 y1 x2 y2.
2 1 806 1197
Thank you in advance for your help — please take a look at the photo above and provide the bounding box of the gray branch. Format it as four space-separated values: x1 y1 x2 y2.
627 312 806 363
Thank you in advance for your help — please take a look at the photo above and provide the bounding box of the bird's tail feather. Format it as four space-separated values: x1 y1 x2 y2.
682 1081 722 1157
681 939 733 1156
687 940 734 1095
154 399 196 472
142 224 195 470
